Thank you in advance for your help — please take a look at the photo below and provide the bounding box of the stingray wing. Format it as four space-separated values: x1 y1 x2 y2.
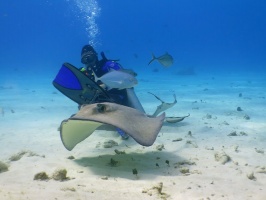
60 102 165 151
60 119 103 151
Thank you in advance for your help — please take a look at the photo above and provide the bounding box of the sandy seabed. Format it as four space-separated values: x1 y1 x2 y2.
0 72 266 200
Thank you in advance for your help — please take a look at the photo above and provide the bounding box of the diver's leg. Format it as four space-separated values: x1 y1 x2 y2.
116 128 129 140
125 88 145 113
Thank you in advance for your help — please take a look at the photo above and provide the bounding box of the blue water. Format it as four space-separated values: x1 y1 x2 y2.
0 0 265 77
1 1 266 199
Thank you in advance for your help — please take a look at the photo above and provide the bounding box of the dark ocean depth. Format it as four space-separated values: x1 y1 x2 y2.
0 0 265 78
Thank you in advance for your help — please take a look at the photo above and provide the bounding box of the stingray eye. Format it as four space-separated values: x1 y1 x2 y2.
97 103 106 113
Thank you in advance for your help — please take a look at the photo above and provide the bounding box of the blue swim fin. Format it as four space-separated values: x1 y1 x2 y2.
53 63 112 105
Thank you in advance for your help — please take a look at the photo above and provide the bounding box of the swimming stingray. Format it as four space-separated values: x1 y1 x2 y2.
60 102 165 151
148 52 173 67
148 92 189 123
149 92 177 117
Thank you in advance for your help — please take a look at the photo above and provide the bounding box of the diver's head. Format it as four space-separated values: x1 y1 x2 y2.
81 45 98 67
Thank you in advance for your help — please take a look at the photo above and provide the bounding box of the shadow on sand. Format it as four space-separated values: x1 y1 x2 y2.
74 150 189 180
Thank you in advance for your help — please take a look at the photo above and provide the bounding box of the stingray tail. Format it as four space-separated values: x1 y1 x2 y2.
148 53 156 65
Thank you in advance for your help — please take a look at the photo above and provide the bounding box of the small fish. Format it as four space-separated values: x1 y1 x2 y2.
93 70 138 90
148 52 173 67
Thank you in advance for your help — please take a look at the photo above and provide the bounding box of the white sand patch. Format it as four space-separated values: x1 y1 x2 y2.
0 73 265 200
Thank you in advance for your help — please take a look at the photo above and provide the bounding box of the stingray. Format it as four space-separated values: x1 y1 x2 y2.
60 102 165 151
165 114 190 123
149 92 177 117
149 92 190 123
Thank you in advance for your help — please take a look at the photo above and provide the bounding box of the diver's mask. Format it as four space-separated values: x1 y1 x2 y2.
81 51 97 66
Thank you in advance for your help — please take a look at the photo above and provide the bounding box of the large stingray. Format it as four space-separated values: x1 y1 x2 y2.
60 102 165 151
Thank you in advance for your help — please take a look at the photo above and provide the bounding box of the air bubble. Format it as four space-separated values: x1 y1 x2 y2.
74 0 101 46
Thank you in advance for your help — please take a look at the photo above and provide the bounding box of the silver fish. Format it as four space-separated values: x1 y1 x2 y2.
93 70 138 90
148 52 173 67
119 68 137 77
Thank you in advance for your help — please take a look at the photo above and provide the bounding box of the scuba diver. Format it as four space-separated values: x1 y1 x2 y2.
79 45 143 139
79 45 128 106
53 45 187 151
